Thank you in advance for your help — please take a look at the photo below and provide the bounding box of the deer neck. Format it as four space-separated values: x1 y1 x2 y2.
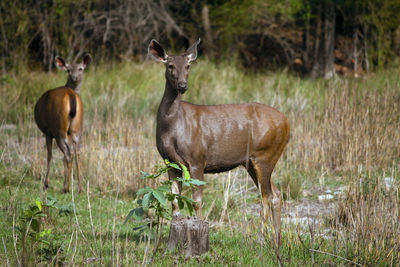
65 77 81 93
157 82 182 123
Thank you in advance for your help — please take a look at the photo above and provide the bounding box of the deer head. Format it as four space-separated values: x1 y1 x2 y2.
149 39 200 94
55 55 92 92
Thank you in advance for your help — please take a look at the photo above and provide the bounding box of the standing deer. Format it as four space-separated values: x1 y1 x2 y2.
34 55 91 193
148 39 290 244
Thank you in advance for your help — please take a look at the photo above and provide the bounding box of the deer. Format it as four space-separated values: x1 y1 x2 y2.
34 54 91 193
148 39 290 245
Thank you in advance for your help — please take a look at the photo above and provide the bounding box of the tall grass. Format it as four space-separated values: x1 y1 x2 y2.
1 61 399 265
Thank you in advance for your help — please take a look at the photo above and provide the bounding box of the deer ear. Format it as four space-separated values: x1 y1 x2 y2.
185 38 201 63
55 56 68 70
148 40 168 63
82 54 92 68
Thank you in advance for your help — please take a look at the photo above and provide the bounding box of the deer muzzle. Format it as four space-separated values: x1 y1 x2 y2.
177 82 188 93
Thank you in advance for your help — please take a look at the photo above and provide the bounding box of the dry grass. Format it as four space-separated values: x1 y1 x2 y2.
281 76 399 173
334 173 400 265
1 62 399 265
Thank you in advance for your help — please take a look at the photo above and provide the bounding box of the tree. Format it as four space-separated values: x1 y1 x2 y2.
310 0 336 79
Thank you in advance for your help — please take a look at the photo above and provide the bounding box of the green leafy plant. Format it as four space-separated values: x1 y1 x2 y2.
36 228 65 264
46 195 74 216
17 199 49 240
125 159 206 233
17 197 69 265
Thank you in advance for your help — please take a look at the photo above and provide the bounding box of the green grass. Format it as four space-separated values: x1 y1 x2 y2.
0 173 382 266
1 60 399 265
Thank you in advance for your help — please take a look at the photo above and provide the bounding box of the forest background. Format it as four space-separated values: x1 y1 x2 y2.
2 0 400 77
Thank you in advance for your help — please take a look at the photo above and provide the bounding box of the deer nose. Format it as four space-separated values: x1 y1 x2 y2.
177 82 187 92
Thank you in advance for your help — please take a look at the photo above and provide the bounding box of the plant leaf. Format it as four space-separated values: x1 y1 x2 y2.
124 209 135 225
181 196 195 204
142 193 153 211
133 207 144 221
178 198 184 209
157 184 171 192
132 224 148 231
139 171 151 179
186 200 194 215
190 179 207 186
153 190 167 207
181 195 195 215
35 199 42 211
137 187 153 197
167 194 176 201
168 162 181 170
180 164 190 180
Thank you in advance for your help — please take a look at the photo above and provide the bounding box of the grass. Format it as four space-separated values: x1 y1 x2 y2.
0 60 399 265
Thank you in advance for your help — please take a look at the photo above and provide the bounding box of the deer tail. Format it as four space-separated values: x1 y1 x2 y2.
69 93 77 118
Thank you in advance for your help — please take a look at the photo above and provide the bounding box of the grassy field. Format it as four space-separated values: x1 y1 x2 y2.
1 60 399 266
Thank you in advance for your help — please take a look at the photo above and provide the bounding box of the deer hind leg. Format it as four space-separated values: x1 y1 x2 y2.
250 160 282 247
71 134 82 193
168 168 183 217
55 136 72 193
44 136 53 190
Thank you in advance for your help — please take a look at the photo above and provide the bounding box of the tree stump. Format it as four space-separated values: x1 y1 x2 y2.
167 216 209 257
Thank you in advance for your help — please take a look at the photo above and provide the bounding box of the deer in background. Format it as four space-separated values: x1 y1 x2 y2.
148 39 290 245
34 55 91 193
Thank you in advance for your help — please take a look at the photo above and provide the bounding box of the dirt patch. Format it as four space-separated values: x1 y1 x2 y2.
247 184 348 228
281 199 336 226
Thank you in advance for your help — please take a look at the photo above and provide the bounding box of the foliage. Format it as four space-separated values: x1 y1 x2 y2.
0 62 399 265
16 197 71 265
124 160 206 235
17 199 48 241
36 228 66 264
338 0 400 69
1 0 400 74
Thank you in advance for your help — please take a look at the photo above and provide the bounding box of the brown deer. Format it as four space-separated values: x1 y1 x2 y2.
34 55 91 193
148 39 290 244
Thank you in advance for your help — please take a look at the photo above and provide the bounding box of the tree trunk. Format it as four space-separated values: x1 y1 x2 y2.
352 3 359 74
167 216 209 257
310 0 336 79
353 28 359 74
362 24 370 72
201 5 215 58
323 0 335 79
310 3 323 78
302 15 311 70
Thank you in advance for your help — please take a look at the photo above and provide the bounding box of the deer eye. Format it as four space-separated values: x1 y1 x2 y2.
186 65 190 70
168 64 174 70
79 67 83 71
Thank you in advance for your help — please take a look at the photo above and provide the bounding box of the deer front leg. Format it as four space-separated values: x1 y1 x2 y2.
190 166 204 218
168 168 182 217
44 136 53 190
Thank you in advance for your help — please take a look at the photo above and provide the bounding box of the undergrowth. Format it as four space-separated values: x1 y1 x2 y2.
0 61 399 265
